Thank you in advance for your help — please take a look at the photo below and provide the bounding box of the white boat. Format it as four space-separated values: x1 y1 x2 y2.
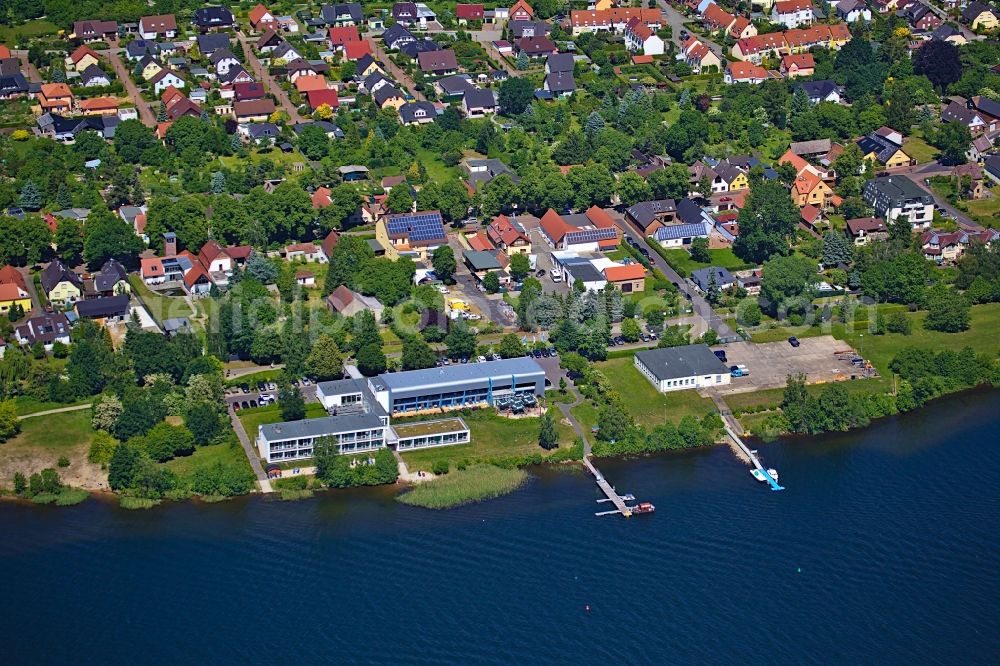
768 469 779 482
751 469 767 482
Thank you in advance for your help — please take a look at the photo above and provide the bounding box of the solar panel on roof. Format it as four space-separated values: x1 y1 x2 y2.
565 227 618 244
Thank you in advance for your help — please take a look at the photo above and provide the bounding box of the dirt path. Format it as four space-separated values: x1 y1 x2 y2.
18 404 91 420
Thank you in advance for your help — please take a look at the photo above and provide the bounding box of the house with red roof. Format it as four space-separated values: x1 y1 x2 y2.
456 4 485 24
312 186 333 209
285 242 326 262
487 215 531 255
329 25 360 48
724 61 771 84
248 4 278 32
307 88 340 111
321 230 340 259
343 40 372 60
780 52 814 77
603 263 646 293
510 0 534 21
538 207 620 251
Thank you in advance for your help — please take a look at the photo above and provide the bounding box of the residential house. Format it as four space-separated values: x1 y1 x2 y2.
863 175 934 229
219 65 254 86
624 17 665 55
456 4 485 24
633 344 731 393
780 53 814 77
898 3 940 31
40 259 84 305
930 23 967 45
14 313 71 351
382 24 416 50
962 1 1000 30
845 217 889 245
73 20 118 43
463 158 520 190
234 98 276 122
87 259 130 298
970 95 1000 132
463 250 505 284
194 6 236 32
417 49 459 76
241 122 281 144
510 0 535 22
399 100 438 125
920 228 1000 264
0 266 31 315
542 71 576 98
295 270 316 287
772 0 815 28
682 37 722 73
249 4 278 32
37 83 74 112
307 88 340 111
328 25 360 50
857 129 913 168
603 263 646 293
37 113 119 142
75 96 121 115
68 45 100 72
373 84 406 110
392 2 421 26
255 29 284 54
326 285 384 319
538 206 620 251
209 49 241 77
653 222 712 248
729 16 757 39
321 230 340 260
400 39 442 58
150 69 186 94
546 53 575 75
79 64 112 88
941 100 988 136
344 40 372 61
197 34 231 58
569 8 661 34
509 20 550 38
626 199 677 236
691 266 735 292
702 3 736 33
321 3 364 26
271 41 304 63
724 61 770 85
487 215 531 254
836 0 871 21
710 160 750 192
139 15 177 39
355 54 382 78
285 242 326 262
234 81 266 101
794 79 841 104
376 210 448 261
125 40 158 61
463 88 497 117
516 36 559 57
183 263 212 296
779 149 840 210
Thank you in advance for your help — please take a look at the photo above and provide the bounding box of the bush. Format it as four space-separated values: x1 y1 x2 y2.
57 456 70 467
432 460 450 475
885 311 911 335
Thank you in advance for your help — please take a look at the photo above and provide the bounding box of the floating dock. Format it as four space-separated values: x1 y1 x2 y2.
583 457 650 517
724 424 784 491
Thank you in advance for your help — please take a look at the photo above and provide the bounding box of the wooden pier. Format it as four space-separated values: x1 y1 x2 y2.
583 456 636 517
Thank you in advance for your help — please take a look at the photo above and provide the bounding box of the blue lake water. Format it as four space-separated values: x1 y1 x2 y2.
2 390 998 665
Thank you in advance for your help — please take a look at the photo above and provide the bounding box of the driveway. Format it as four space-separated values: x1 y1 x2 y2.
886 161 983 231
236 30 303 122
12 49 42 83
371 40 425 100
610 210 738 341
104 49 156 126
654 0 724 56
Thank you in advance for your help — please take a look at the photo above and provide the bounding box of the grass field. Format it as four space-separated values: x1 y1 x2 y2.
661 248 753 278
396 465 528 509
15 396 90 416
963 191 1000 229
237 402 328 435
0 410 104 490
834 302 1000 375
398 409 577 472
902 136 939 164
164 438 252 479
569 358 717 433
8 410 96 451
0 19 58 42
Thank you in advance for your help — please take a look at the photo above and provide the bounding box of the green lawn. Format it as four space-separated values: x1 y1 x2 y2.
164 438 252 479
7 410 96 451
129 276 195 323
833 302 1000 376
902 136 939 164
225 368 287 388
571 357 717 433
0 19 58 42
963 191 1000 229
237 402 328 435
661 248 754 278
399 409 577 472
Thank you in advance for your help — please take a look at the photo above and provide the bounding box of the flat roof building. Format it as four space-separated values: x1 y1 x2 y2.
634 344 731 393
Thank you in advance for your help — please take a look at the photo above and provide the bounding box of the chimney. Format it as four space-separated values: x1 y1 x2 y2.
163 232 177 257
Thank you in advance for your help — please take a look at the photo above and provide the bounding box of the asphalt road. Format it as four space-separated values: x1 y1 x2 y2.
371 40 425 101
655 0 724 56
237 30 303 122
104 49 156 127
609 210 738 341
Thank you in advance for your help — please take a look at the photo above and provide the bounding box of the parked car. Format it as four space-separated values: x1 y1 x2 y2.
259 393 275 404
241 383 250 394
477 355 487 363
788 336 800 347
714 350 728 363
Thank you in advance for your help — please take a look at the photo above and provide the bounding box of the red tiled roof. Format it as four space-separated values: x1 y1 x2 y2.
344 40 372 60
322 229 340 257
329 25 360 46
183 263 210 289
312 186 332 209
307 88 340 110
456 4 485 19
467 232 494 252
141 257 164 278
0 265 27 291
604 264 645 282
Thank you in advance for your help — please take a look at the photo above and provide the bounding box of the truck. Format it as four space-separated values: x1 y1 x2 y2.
730 364 750 377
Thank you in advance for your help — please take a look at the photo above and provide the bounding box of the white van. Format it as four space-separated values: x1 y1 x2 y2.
549 268 562 282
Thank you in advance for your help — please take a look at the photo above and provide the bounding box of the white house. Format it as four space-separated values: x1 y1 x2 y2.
771 0 814 28
138 14 177 40
150 69 186 94
634 345 731 393
624 17 665 56
835 0 871 22
210 50 241 77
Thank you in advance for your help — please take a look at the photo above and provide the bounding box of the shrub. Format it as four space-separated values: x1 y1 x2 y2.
432 460 450 475
885 311 912 335
57 456 70 467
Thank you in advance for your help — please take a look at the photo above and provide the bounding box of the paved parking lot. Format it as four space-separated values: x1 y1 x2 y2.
713 336 865 393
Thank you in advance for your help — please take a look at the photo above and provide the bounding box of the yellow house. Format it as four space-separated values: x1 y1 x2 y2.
40 260 83 306
375 211 447 262
857 132 914 168
593 0 613 9
0 266 32 314
357 59 382 79
728 171 749 191
861 146 912 168
68 45 100 72
377 93 406 111
965 4 1000 31
140 58 164 81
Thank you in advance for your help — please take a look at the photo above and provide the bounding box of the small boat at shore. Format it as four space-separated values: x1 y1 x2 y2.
752 468 780 483
630 502 655 514
768 468 779 482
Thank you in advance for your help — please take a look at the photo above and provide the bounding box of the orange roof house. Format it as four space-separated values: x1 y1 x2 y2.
603 263 646 292
294 74 328 93
79 97 121 115
631 54 654 65
248 4 277 31
0 45 10 59
312 186 332 209
328 25 360 47
780 52 815 77
306 88 339 110
466 232 494 252
69 45 100 70
703 3 736 32
37 83 74 111
0 265 28 291
510 0 534 21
